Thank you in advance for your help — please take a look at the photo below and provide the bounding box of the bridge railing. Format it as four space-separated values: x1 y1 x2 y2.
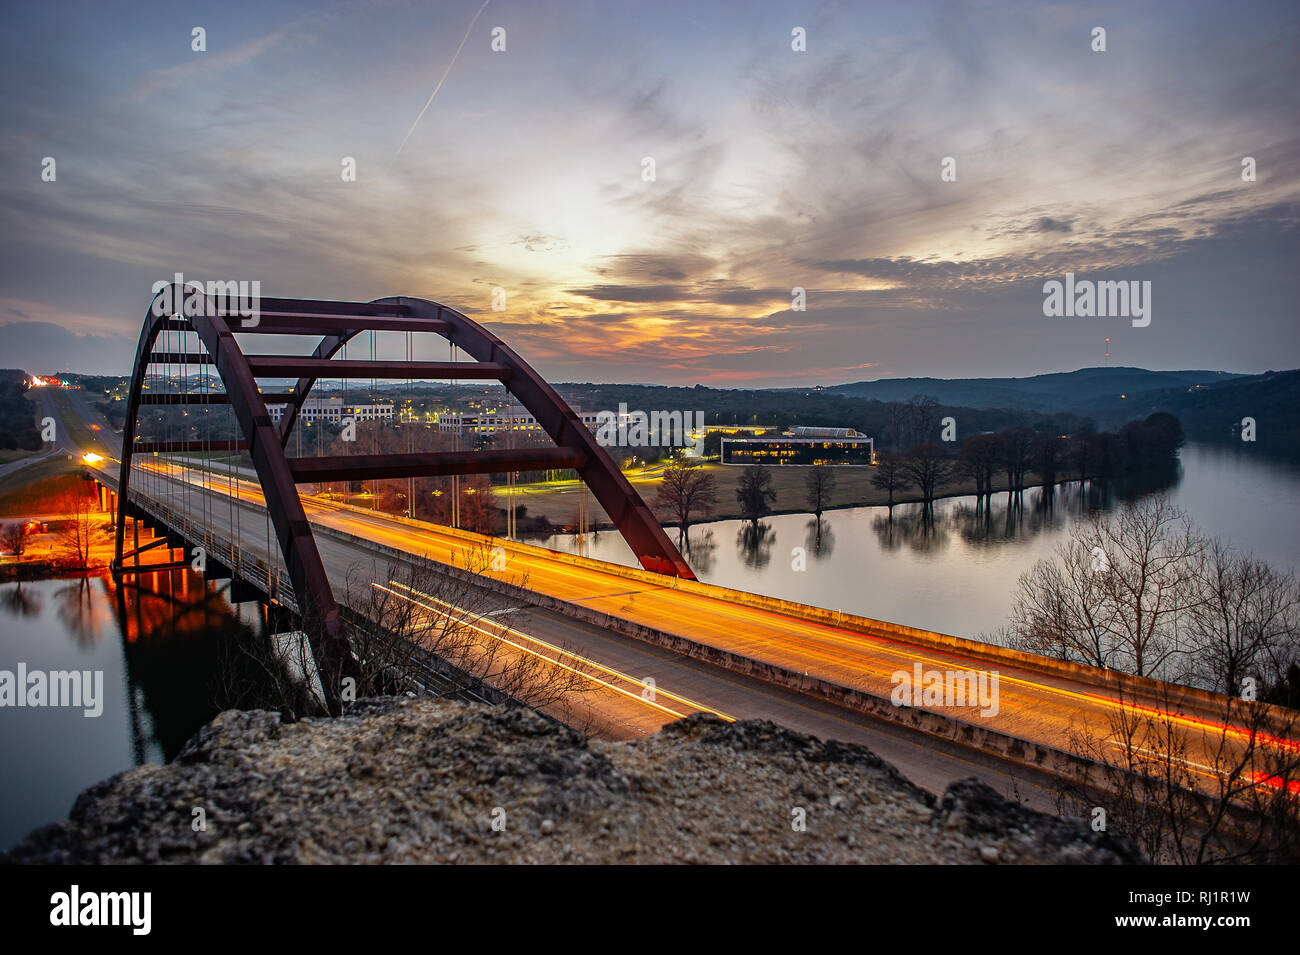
124 489 297 612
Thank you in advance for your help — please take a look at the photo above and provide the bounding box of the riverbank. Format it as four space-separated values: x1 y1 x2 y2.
0 558 102 583
512 463 1079 531
0 515 117 579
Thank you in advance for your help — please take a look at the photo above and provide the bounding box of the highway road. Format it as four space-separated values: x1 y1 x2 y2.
0 386 102 484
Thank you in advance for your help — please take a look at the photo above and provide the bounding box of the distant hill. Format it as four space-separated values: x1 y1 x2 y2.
825 367 1242 411
823 365 1297 456
1079 369 1300 449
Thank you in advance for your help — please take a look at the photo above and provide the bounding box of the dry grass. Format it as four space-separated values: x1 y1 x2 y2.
0 460 86 516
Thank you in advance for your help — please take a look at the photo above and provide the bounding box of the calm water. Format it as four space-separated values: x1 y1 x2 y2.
534 443 1300 639
0 573 266 849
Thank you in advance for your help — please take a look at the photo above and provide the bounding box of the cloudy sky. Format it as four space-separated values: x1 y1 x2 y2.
1 0 1297 385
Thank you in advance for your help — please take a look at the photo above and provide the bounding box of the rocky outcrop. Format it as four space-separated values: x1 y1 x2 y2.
4 697 1144 864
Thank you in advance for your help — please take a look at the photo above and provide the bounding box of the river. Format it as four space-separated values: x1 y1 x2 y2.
0 573 267 848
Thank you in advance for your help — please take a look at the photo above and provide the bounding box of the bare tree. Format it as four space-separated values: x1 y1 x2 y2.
1060 683 1300 863
1186 538 1300 696
344 548 593 720
1 522 27 558
999 426 1035 494
904 395 941 448
1030 432 1064 488
805 464 837 518
1100 496 1206 677
884 401 907 452
654 457 718 535
736 463 776 527
1008 495 1205 678
212 547 593 725
1005 535 1119 669
900 444 951 506
871 451 909 506
957 433 1001 498
56 486 101 571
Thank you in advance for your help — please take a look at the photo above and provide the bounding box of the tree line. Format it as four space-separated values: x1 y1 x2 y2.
0 371 42 451
873 411 1186 507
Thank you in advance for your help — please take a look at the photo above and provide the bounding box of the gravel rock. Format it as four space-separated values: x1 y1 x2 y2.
3 698 1146 864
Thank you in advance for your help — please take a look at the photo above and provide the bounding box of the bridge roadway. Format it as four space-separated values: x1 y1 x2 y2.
96 453 1298 817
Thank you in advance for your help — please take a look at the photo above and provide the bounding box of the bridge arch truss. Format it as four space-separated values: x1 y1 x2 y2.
114 288 694 704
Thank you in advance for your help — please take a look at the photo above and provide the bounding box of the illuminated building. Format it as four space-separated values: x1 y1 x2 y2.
265 395 393 424
721 426 874 466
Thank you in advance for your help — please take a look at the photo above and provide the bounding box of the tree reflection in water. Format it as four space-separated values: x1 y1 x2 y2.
877 467 1184 554
805 517 835 560
55 577 109 649
872 504 950 555
0 581 44 619
680 527 719 577
737 521 775 569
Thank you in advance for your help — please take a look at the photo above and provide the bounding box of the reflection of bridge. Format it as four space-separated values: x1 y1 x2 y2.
87 287 1296 815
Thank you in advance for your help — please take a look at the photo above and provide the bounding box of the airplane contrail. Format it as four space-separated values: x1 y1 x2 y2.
396 0 491 158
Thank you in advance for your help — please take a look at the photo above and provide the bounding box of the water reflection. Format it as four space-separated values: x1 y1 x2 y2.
54 578 113 649
804 517 835 560
509 444 1298 641
110 570 269 762
737 522 776 569
876 469 1185 556
1 570 285 848
679 527 718 576
872 505 950 555
944 491 1062 549
0 580 43 618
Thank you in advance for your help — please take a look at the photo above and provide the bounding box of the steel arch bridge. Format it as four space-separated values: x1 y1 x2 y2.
114 286 695 702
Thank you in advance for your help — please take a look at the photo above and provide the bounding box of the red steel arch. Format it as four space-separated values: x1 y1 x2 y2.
115 287 694 705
